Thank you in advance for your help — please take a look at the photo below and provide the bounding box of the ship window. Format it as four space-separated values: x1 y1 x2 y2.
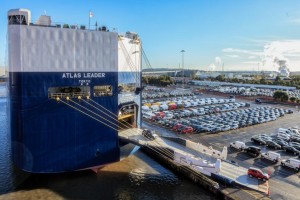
93 85 113 97
48 86 90 99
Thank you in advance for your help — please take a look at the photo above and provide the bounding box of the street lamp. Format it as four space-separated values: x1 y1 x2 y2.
180 50 185 110
181 50 185 88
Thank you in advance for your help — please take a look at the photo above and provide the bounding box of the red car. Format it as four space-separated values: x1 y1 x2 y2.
181 126 193 134
168 104 177 110
172 123 182 131
247 167 269 181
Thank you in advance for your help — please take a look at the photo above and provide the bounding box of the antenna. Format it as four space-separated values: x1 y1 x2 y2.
44 10 47 15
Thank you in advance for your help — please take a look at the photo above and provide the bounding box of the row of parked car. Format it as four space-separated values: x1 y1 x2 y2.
250 128 300 155
142 89 193 99
147 106 288 134
143 101 249 123
142 97 241 113
230 127 300 171
213 86 300 99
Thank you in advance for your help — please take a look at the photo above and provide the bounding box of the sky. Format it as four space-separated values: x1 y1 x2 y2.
1 0 300 75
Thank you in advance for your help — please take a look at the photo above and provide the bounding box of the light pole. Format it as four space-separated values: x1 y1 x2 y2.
180 50 185 110
181 50 185 88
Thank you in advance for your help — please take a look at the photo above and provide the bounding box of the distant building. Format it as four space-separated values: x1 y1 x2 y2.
142 68 198 78
0 67 5 76
195 71 278 80
0 75 7 82
290 71 300 76
190 80 296 91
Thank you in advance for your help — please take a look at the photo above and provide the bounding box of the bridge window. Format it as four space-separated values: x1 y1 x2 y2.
8 15 27 25
93 85 113 97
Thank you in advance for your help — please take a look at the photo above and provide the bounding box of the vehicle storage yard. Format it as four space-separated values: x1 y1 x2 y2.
142 86 300 200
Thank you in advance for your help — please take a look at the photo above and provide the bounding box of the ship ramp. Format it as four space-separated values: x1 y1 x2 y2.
119 128 269 195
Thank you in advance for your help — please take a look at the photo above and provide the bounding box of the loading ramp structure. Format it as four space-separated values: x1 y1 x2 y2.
118 128 270 196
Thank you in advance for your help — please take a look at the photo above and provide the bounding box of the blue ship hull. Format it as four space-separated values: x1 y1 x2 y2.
9 72 121 173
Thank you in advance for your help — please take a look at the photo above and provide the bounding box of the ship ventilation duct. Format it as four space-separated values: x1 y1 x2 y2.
36 15 52 26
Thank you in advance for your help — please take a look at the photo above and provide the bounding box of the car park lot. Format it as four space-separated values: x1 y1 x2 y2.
142 93 291 134
142 90 300 200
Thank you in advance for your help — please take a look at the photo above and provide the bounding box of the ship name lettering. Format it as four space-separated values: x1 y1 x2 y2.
62 73 81 78
62 73 105 79
83 73 105 78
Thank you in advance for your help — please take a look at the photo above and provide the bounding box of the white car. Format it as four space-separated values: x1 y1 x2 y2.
281 158 300 171
229 141 245 150
261 151 281 162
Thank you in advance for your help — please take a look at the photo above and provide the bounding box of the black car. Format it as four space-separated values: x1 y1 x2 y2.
244 146 261 156
273 139 289 148
290 137 300 143
255 99 262 104
291 144 300 151
283 146 300 155
266 141 281 149
251 137 267 145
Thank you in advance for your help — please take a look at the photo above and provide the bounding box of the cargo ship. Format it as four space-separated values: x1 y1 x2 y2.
8 9 142 173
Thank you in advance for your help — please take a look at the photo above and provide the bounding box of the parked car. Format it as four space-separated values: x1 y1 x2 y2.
247 167 269 181
266 141 281 149
251 137 267 145
261 151 281 162
283 146 300 155
272 139 289 148
281 158 300 171
244 146 261 156
181 126 193 134
229 141 246 150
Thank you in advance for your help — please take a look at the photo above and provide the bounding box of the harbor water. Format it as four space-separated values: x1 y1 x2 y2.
0 83 214 200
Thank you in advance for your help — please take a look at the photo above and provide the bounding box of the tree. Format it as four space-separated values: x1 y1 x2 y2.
273 91 289 102
260 78 267 85
215 75 226 82
274 76 281 83
290 97 296 102
280 93 289 101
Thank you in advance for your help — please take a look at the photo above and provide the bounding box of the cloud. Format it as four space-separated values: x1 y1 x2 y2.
222 48 262 56
289 18 300 24
226 55 240 58
240 61 261 64
222 40 300 71
208 63 216 71
214 57 222 65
